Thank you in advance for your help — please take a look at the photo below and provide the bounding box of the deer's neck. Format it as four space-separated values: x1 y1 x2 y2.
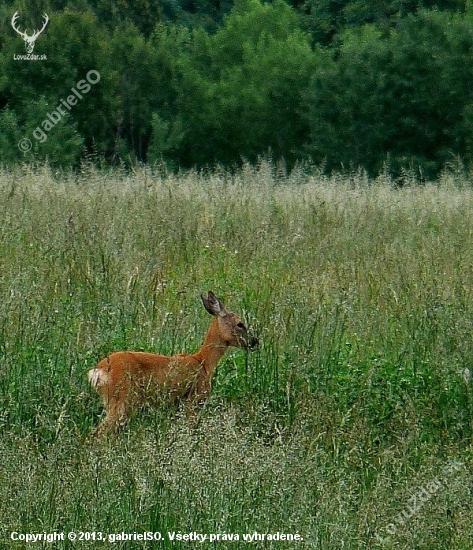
192 318 228 375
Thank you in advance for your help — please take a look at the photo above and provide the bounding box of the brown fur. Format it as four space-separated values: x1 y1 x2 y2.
88 292 258 434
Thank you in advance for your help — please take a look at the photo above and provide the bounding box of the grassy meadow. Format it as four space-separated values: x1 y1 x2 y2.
0 161 471 548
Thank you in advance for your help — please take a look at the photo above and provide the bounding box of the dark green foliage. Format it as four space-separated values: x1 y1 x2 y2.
308 10 473 176
2 0 473 173
1 9 115 165
304 0 467 45
172 0 316 166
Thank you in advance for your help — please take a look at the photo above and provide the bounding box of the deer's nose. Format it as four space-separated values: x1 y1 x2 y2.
248 336 259 350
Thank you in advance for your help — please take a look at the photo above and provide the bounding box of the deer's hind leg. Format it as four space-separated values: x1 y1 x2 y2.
93 379 132 435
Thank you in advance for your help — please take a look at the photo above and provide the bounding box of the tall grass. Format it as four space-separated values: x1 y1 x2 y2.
0 162 471 548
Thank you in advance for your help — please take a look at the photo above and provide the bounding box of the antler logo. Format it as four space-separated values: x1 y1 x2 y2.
11 11 49 54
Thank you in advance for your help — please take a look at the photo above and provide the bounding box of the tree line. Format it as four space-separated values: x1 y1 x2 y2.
1 0 472 176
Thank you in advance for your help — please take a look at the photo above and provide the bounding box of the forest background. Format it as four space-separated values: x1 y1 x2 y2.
2 0 473 176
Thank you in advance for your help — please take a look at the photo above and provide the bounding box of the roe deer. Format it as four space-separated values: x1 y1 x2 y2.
88 291 258 433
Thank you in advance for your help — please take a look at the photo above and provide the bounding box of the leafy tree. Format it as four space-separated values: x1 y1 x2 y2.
0 97 84 167
304 0 467 45
160 0 235 30
308 10 473 175
172 0 316 166
87 0 164 36
84 0 234 35
105 22 187 163
1 10 117 160
0 107 23 165
147 112 185 166
23 96 85 166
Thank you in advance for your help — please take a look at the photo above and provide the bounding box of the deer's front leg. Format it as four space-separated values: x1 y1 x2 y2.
185 374 211 418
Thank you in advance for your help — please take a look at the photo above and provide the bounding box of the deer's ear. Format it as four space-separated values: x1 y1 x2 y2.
201 291 227 317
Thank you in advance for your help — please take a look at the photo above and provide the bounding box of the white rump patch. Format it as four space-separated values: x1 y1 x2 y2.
88 367 106 387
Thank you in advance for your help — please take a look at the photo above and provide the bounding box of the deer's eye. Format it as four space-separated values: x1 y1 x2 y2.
236 322 246 330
